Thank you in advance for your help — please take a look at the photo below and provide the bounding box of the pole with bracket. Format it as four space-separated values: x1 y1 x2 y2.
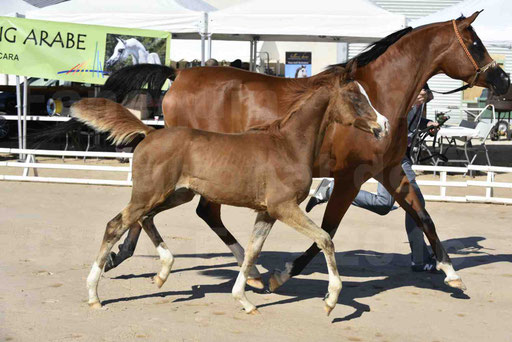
15 76 22 160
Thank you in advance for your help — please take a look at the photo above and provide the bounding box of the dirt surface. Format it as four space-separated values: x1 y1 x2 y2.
1 181 511 342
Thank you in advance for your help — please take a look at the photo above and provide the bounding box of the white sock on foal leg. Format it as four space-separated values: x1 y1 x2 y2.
86 262 102 308
154 243 174 288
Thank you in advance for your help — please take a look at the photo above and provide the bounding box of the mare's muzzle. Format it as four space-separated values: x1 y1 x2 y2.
485 65 510 95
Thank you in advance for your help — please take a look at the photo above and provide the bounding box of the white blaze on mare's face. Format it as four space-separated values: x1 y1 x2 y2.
355 81 390 136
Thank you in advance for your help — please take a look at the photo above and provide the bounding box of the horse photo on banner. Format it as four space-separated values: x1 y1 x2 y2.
285 52 312 78
0 16 171 85
104 34 166 73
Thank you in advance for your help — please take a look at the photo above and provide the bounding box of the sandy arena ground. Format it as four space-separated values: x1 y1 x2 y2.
1 180 511 342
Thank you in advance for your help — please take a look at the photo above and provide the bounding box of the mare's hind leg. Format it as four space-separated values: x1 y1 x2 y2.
377 165 465 290
104 223 142 272
232 212 276 314
105 190 196 272
86 204 146 308
269 202 342 316
196 197 264 289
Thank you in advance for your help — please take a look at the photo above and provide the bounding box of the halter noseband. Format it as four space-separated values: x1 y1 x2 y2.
432 20 497 95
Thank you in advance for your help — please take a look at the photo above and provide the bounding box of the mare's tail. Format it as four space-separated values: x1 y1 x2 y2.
71 98 154 145
100 64 177 103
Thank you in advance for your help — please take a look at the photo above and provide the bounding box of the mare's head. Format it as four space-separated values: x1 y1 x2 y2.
106 37 130 69
327 77 389 139
436 11 509 95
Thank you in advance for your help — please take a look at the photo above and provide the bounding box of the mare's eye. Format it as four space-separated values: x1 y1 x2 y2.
119 48 125 53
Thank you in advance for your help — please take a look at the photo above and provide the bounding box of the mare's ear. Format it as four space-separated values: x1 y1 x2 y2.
459 10 483 30
115 36 127 45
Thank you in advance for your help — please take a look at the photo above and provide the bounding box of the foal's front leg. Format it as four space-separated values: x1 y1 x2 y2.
232 212 276 314
377 166 466 290
270 203 342 316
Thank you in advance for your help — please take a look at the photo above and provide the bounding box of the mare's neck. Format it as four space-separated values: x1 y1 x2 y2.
356 25 449 123
280 90 331 165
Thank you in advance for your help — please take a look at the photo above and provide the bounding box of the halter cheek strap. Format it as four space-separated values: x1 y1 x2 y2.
432 20 497 95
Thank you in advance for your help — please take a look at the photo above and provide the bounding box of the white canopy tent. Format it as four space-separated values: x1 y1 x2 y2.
207 0 406 43
24 0 205 33
1 0 37 17
410 0 512 46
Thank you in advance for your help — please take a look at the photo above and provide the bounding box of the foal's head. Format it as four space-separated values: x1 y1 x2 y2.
436 11 509 95
326 79 389 139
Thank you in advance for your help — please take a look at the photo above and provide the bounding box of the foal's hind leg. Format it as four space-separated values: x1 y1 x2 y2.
270 202 342 316
105 189 196 272
232 212 276 314
196 197 264 289
86 204 145 308
377 165 465 290
141 216 174 288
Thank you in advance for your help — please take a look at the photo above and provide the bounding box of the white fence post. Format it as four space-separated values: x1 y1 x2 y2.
440 171 447 198
486 171 494 200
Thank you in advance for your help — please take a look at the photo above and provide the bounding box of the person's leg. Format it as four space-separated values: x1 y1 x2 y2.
352 183 396 215
401 157 434 268
307 179 397 215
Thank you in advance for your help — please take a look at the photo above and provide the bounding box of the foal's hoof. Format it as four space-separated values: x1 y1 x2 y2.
88 301 102 309
445 277 467 291
247 308 261 315
153 275 165 289
246 277 265 290
104 252 116 273
324 303 335 316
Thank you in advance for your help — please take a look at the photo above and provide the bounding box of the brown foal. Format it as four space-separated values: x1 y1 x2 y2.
82 75 384 315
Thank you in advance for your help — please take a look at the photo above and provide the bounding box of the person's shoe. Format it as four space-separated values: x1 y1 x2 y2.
411 256 441 273
305 179 333 213
306 196 327 212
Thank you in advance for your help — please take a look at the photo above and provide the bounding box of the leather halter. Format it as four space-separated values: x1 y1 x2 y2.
432 20 497 95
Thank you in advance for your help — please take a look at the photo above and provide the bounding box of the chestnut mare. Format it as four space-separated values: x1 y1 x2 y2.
80 76 381 314
102 13 509 292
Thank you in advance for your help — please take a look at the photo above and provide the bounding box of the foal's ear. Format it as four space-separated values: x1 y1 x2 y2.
459 10 483 29
345 59 357 79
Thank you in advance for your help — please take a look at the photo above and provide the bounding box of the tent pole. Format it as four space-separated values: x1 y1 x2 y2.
207 34 212 60
15 76 22 159
200 34 206 66
249 40 254 70
252 38 258 72
23 76 28 152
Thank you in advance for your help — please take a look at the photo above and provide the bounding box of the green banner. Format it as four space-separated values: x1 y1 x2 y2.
0 16 171 84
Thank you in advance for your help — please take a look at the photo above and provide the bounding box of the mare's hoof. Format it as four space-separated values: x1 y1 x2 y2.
247 308 261 315
153 275 165 288
445 277 467 291
246 277 265 290
88 301 102 309
104 252 116 273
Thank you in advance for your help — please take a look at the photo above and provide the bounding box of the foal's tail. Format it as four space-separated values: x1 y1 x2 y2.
100 64 177 103
71 98 154 145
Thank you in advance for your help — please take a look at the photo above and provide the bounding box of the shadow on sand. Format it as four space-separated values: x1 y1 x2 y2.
102 236 511 322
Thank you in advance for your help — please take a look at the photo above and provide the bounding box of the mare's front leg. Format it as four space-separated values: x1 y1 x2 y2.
377 164 466 290
269 174 359 292
196 197 264 289
233 212 276 314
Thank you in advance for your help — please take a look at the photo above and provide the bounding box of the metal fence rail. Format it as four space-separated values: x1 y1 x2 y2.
1 148 511 204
